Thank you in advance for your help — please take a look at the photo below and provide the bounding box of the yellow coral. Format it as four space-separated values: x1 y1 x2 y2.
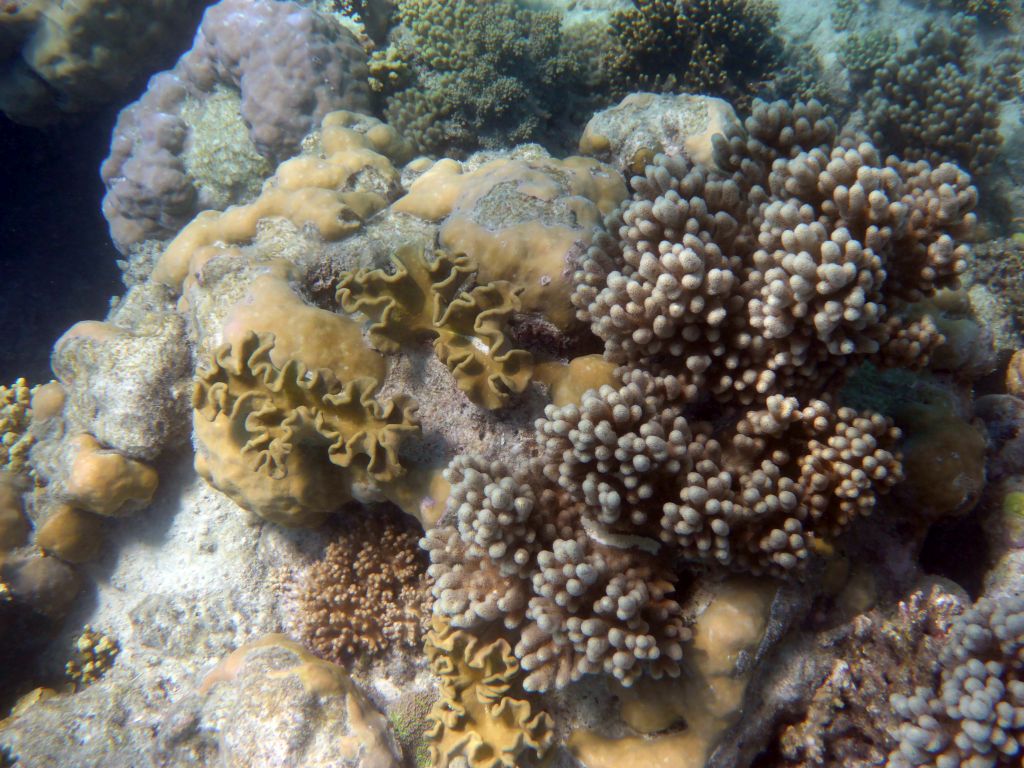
1007 348 1024 396
0 379 35 475
65 434 158 516
35 504 104 563
339 244 534 409
153 111 409 291
66 625 119 687
193 332 419 526
425 617 554 768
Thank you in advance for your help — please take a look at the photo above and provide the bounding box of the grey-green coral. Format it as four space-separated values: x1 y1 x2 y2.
369 0 585 156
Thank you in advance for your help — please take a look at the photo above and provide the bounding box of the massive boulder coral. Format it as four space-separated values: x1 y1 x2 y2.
887 595 1024 767
192 331 419 526
393 150 626 329
101 0 371 253
0 0 210 125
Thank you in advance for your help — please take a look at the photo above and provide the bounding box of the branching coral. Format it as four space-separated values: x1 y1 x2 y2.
66 626 120 687
338 244 534 410
862 14 1021 176
292 510 431 664
606 0 784 110
887 595 1024 767
425 616 555 767
423 454 691 691
192 331 419 525
575 99 972 406
0 379 34 475
369 0 586 156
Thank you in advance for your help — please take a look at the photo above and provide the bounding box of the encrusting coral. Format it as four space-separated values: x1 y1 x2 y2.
192 331 419 526
337 243 534 409
291 510 432 664
887 595 1024 767
424 616 555 768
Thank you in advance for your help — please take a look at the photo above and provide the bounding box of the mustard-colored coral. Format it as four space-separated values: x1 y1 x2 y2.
0 473 29 551
425 617 554 768
338 244 534 409
35 504 104 563
65 434 158 517
1007 348 1024 396
193 332 419 526
0 379 34 475
66 625 120 687
153 110 409 291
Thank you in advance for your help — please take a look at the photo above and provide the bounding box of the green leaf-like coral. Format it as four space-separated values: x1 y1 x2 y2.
338 244 534 409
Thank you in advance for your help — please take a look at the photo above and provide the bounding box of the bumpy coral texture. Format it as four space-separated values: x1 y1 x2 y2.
101 0 370 252
369 0 584 156
425 616 555 767
423 454 691 692
192 332 418 525
574 99 972 406
887 595 1024 767
293 511 431 664
338 244 534 410
0 379 34 475
862 14 1020 176
606 0 784 110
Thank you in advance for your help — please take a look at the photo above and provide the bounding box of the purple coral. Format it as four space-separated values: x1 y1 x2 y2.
100 0 370 253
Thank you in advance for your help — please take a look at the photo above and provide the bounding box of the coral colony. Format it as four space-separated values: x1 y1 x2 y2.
1 0 1023 766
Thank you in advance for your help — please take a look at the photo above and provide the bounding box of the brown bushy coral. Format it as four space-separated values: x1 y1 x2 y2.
862 14 1020 176
606 0 784 110
292 510 431 664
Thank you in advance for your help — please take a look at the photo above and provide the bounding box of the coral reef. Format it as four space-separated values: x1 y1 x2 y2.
0 379 33 475
369 0 586 156
0 0 210 125
290 510 431 664
424 616 554 767
575 98 971 404
338 244 534 409
887 595 1024 767
861 14 1021 176
605 0 784 110
192 332 419 526
101 0 370 253
65 626 120 687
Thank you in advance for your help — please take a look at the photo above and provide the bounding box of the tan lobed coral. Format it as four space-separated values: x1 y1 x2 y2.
338 243 534 409
153 110 411 292
392 152 626 329
65 626 120 687
64 434 158 517
192 331 419 526
291 510 432 664
424 616 554 768
0 471 29 551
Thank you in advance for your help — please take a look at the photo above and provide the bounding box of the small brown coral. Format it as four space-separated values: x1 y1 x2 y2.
293 510 432 664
